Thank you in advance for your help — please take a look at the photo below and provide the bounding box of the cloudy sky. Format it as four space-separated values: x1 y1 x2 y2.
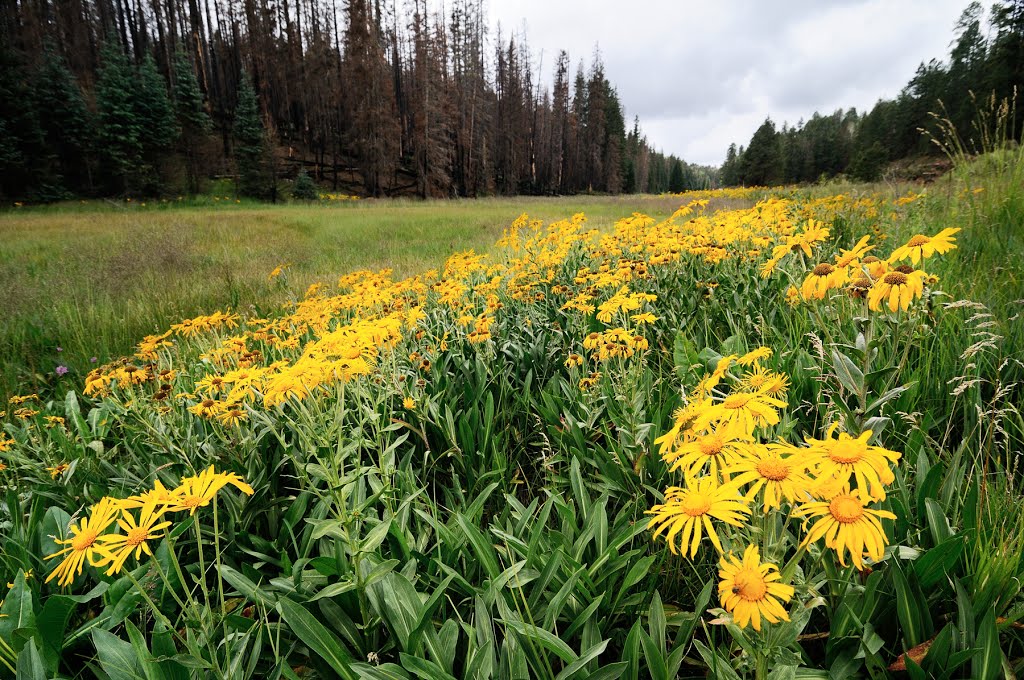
481 0 970 166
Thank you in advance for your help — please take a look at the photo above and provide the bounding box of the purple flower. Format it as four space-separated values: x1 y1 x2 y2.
56 346 63 352
90 356 98 363
55 365 69 377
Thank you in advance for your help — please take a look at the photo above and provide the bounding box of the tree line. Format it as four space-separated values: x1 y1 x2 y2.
0 0 716 201
720 1 1024 187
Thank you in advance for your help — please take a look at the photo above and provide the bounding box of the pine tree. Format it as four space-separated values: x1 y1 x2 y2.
95 42 144 194
233 72 270 198
173 51 212 194
0 49 47 200
34 51 93 195
740 119 782 186
292 169 319 199
668 158 685 192
135 53 178 193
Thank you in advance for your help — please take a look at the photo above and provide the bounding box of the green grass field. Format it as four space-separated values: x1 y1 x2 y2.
0 194 735 398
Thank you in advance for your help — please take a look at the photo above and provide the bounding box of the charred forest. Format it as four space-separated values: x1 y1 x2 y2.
0 0 715 200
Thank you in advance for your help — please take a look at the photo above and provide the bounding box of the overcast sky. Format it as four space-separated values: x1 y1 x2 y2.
477 0 970 166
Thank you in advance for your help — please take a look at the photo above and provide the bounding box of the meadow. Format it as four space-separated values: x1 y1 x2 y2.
0 143 1023 679
0 193 716 399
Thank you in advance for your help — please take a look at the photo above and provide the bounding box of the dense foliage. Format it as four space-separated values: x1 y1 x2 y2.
0 0 715 201
721 1 1024 185
1 139 1022 676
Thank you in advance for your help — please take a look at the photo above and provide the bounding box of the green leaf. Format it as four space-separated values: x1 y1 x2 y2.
678 581 713 652
218 565 278 607
398 653 457 680
278 598 357 679
972 609 1001 680
15 639 46 680
407 576 454 655
831 350 864 395
352 663 412 680
913 537 965 590
501 619 578 665
456 515 501 581
0 572 36 653
554 639 609 680
891 562 932 648
639 630 668 680
923 499 953 545
361 518 393 554
692 640 741 680
584 663 629 680
92 629 145 680
648 591 666 657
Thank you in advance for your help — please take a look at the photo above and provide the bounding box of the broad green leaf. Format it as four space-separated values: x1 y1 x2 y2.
15 639 46 680
92 629 145 680
0 572 36 653
278 598 356 679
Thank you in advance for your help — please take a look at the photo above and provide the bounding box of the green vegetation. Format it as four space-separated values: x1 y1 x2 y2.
0 193 706 398
0 142 1021 677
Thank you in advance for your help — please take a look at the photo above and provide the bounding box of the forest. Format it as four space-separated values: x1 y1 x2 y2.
720 1 1024 186
0 0 717 201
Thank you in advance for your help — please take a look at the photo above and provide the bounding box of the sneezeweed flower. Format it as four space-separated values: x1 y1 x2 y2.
216 407 247 427
45 497 119 587
664 425 755 480
169 466 255 515
867 267 926 312
402 396 416 409
718 545 794 631
804 426 900 501
119 479 179 510
692 390 786 436
647 477 751 557
887 227 959 265
801 262 848 300
738 347 772 366
728 443 814 511
653 400 709 460
799 488 896 570
784 285 800 306
96 502 173 576
47 463 70 479
834 234 874 267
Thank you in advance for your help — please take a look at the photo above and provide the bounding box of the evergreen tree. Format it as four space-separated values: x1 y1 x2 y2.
740 118 782 186
668 158 685 192
233 72 271 198
135 53 178 193
721 144 741 186
173 51 212 194
34 51 93 195
0 49 47 200
292 169 319 199
95 42 144 194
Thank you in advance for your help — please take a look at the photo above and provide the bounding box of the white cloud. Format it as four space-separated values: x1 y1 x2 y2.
474 0 969 165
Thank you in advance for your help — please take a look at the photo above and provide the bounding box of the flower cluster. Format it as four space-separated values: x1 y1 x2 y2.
44 467 253 587
648 346 902 630
791 228 958 311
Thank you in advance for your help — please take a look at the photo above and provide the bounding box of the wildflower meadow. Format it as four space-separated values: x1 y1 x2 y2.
1 145 1022 678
